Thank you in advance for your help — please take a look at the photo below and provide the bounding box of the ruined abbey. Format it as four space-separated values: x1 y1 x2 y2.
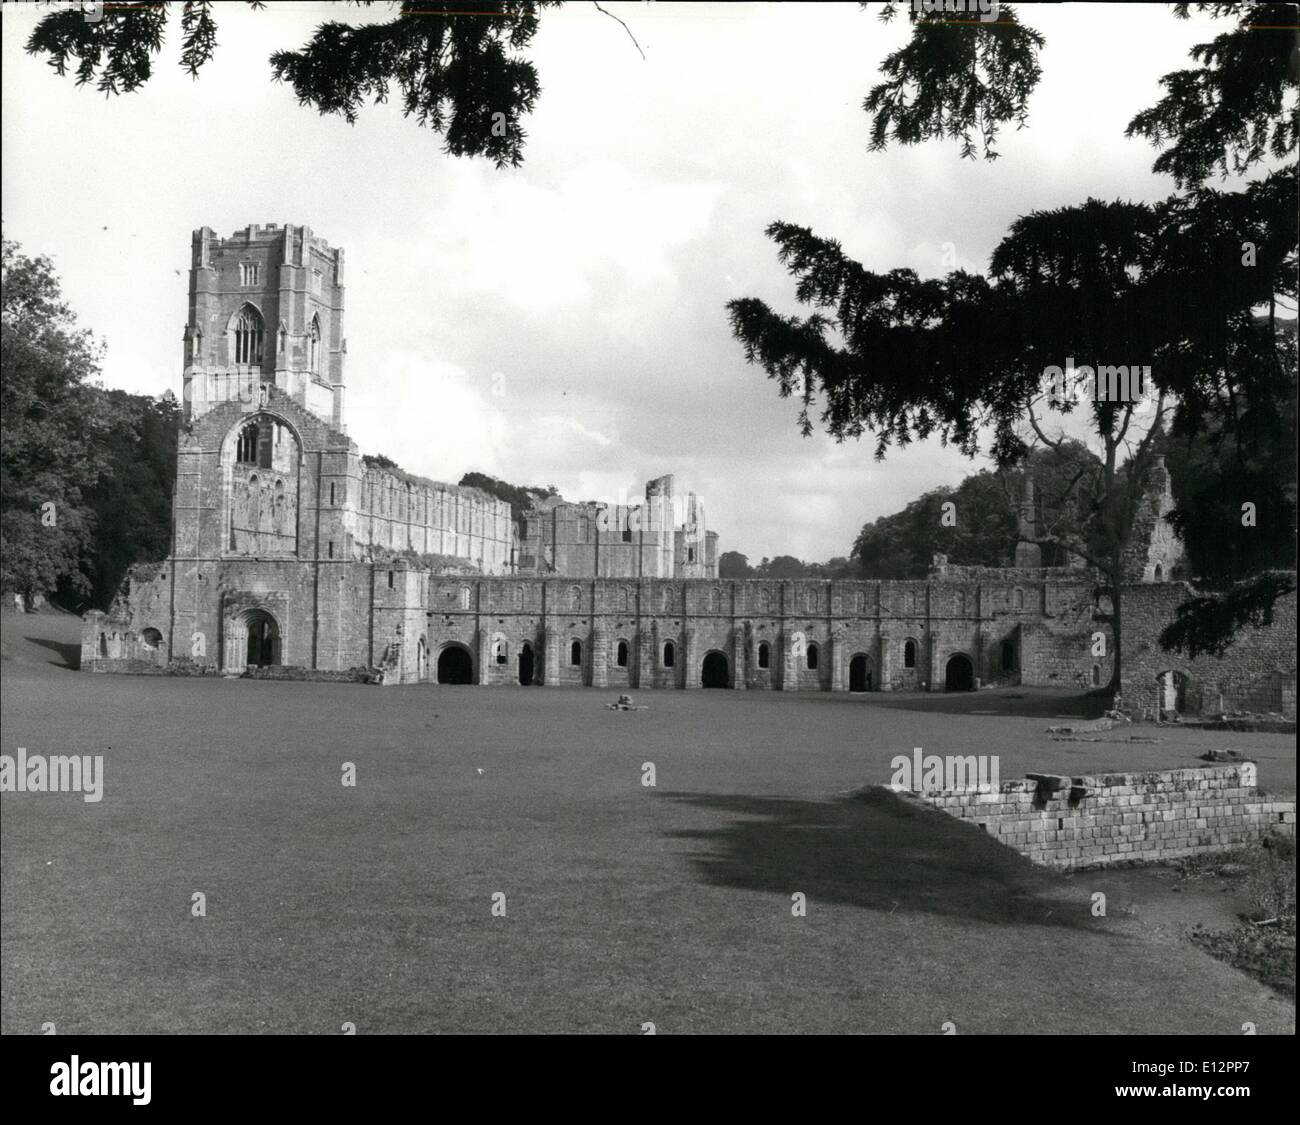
81 225 1296 719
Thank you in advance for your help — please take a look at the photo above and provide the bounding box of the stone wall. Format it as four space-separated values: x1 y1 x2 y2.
901 764 1295 869
1120 583 1298 718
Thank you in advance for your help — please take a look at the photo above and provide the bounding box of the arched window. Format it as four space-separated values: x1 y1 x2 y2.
1013 587 1024 610
236 421 259 464
329 482 335 506
954 591 965 615
232 304 264 365
621 587 630 611
570 585 582 611
459 586 470 610
570 639 582 666
616 640 629 667
710 587 721 612
663 641 675 667
307 315 321 374
904 639 918 668
1153 563 1163 581
758 642 770 669
806 642 819 670
494 639 507 665
662 588 673 612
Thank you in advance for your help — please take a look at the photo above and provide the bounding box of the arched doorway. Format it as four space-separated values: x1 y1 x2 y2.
416 638 428 682
437 644 474 684
701 651 730 689
849 653 873 692
518 642 534 685
1157 670 1191 715
245 610 279 667
944 653 974 692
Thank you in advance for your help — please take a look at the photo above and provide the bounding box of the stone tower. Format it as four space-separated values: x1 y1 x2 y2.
1014 476 1042 569
182 223 346 431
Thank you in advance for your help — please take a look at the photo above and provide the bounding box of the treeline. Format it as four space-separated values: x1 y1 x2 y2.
458 471 559 535
2 237 178 612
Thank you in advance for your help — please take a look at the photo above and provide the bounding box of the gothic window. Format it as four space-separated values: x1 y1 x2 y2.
240 263 259 286
387 571 395 589
904 639 918 668
758 642 770 669
232 304 264 365
570 585 582 611
307 315 321 374
688 547 696 562
570 639 582 666
616 640 629 667
494 639 508 665
278 323 288 356
236 422 259 464
663 641 675 667
329 483 336 506
620 587 631 612
1013 587 1025 611
806 642 819 670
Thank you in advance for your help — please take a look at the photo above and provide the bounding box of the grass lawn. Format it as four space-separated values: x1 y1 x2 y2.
2 612 1295 1034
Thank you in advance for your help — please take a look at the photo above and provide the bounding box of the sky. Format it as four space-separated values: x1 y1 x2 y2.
0 1 1240 561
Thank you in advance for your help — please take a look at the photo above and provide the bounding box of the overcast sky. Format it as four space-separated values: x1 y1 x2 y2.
2 2 1231 560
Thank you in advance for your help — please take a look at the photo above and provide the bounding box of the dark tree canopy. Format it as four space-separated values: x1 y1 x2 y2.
25 0 559 168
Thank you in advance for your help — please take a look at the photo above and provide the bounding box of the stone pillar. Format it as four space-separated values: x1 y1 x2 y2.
638 624 655 689
929 630 943 692
544 626 560 687
879 633 892 692
477 628 491 686
830 629 845 693
732 625 747 689
592 626 609 688
684 626 699 689
783 632 799 692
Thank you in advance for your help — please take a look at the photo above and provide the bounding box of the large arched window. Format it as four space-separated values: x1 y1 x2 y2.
307 315 321 374
232 304 264 365
663 641 675 667
806 642 819 670
758 641 770 669
616 640 629 667
570 639 583 666
904 638 918 668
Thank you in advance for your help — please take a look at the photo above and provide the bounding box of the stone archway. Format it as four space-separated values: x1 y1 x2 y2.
243 609 280 667
849 652 873 692
437 644 474 685
518 642 535 686
1157 669 1192 716
944 653 974 692
701 650 730 689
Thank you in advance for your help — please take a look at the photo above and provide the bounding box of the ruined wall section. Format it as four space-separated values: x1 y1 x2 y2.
903 764 1294 869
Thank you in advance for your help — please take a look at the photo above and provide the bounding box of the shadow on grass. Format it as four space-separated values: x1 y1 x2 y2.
23 634 80 670
851 688 1107 719
662 787 1101 932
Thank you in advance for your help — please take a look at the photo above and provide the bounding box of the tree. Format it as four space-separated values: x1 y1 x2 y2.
730 2 1298 679
1 237 111 600
718 550 753 578
25 0 570 169
75 389 180 611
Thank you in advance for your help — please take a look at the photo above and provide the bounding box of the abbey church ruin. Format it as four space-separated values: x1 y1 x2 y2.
82 225 1296 718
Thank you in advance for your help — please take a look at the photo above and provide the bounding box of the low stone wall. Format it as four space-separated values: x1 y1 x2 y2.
895 764 1295 869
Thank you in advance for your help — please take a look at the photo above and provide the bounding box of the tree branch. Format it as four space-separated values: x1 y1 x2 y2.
593 2 645 61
